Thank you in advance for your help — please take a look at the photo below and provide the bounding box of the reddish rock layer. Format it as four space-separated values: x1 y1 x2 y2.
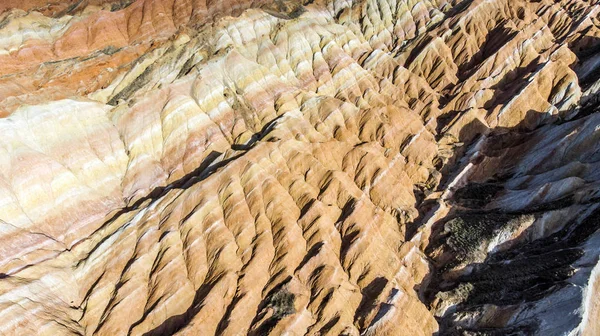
0 0 600 335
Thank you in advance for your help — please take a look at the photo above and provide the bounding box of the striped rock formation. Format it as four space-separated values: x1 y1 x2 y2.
0 0 600 335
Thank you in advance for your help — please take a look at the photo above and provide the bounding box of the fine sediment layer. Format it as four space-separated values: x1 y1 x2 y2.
0 0 600 335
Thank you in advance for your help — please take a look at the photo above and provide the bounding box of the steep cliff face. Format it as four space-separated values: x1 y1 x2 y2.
1 0 600 335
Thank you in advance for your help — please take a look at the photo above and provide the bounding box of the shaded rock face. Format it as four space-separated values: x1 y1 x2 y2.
1 0 600 335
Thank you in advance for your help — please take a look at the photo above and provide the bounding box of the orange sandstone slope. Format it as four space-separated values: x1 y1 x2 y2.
1 0 600 335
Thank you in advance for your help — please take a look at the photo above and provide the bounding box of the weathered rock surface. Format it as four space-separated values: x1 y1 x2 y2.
1 0 600 335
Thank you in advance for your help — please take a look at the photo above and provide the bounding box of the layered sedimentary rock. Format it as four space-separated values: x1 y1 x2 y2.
1 0 600 335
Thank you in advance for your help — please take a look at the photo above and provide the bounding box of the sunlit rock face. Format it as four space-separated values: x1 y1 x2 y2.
1 0 600 335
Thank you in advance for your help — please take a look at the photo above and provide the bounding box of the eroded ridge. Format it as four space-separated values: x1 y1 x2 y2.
0 0 600 335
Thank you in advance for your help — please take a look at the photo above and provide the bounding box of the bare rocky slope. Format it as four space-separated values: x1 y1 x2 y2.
1 0 600 335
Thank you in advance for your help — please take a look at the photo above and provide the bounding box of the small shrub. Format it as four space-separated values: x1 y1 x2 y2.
267 289 295 319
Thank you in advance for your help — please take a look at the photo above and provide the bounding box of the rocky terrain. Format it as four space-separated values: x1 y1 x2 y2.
0 0 600 335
